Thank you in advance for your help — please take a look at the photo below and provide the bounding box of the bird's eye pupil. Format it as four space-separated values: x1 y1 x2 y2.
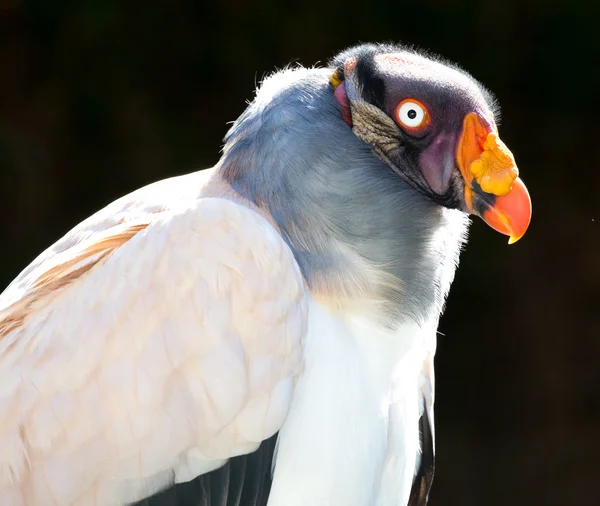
407 109 417 119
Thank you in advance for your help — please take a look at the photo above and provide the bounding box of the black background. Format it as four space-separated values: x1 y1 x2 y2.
1 1 599 505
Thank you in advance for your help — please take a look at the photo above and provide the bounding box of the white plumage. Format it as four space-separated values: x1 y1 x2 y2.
0 171 306 505
269 306 436 506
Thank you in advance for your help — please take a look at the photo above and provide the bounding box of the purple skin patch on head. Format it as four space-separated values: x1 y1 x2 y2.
419 132 459 194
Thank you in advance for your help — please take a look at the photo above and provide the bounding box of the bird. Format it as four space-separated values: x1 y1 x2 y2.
0 43 532 506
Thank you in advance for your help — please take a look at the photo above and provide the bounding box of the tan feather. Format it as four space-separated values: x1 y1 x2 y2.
0 223 149 341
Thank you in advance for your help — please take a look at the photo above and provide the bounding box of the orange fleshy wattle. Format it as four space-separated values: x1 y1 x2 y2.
457 112 532 244
457 112 519 196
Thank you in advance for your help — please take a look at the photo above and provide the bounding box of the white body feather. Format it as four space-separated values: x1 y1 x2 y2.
268 300 435 506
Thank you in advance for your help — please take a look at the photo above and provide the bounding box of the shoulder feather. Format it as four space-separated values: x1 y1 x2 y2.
0 172 307 505
0 222 149 342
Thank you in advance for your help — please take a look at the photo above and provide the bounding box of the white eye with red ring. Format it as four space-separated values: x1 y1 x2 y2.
394 98 430 133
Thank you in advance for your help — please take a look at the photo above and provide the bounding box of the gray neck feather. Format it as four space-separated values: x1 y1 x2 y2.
219 67 469 326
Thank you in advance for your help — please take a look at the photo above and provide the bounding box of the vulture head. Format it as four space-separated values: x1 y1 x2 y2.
221 43 532 323
329 44 531 243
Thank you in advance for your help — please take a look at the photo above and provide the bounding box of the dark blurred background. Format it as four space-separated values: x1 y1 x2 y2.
1 0 599 505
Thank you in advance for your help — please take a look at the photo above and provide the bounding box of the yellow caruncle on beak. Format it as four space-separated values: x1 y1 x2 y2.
457 112 532 244
469 132 518 196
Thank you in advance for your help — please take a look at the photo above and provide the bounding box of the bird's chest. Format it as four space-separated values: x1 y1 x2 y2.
267 299 429 506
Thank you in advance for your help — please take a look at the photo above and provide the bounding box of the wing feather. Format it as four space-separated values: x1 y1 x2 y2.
0 223 149 343
136 434 277 506
408 352 436 506
0 174 307 506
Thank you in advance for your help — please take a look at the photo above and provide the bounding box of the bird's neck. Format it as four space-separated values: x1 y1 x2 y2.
218 66 469 327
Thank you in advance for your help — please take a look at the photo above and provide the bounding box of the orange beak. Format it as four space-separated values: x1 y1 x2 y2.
457 113 532 244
